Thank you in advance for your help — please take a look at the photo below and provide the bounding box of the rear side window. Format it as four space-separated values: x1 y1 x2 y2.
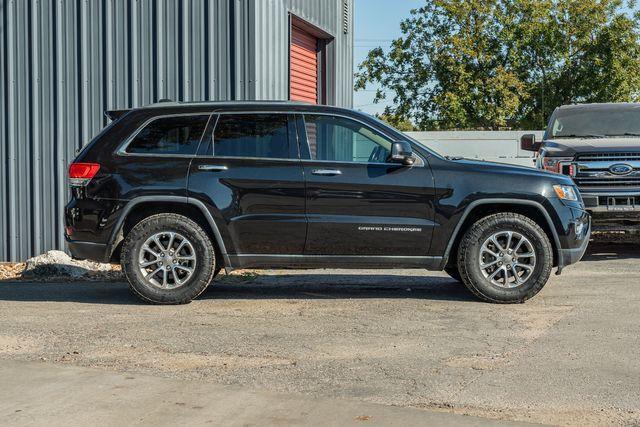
125 115 210 155
212 114 290 159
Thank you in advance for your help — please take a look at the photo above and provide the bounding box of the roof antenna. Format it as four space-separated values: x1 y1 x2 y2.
157 98 173 103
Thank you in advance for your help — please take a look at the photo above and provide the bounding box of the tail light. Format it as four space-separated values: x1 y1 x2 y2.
69 162 100 186
540 156 574 175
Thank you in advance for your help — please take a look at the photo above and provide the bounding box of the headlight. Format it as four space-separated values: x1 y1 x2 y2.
541 156 574 174
553 185 578 201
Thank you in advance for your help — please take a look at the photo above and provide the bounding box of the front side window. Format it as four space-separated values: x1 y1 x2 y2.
213 114 290 159
303 115 393 163
126 115 210 155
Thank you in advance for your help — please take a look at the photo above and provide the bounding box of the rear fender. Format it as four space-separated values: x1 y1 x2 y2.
107 196 232 270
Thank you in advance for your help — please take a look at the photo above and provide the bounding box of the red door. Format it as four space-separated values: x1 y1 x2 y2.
290 25 318 104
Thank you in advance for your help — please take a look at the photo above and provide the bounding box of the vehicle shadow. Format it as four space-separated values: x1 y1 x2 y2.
0 281 140 305
203 274 475 301
1 240 636 305
0 274 475 305
583 241 640 262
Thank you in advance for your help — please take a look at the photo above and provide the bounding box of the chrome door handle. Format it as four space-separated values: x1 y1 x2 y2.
198 165 228 171
311 169 342 176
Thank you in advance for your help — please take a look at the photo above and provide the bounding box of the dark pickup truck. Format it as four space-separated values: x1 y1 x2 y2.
522 103 640 233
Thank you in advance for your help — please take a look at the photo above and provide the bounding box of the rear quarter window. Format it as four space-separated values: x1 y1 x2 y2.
124 115 210 155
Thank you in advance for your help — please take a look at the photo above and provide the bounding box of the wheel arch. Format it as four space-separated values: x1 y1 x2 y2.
441 199 561 269
106 196 231 268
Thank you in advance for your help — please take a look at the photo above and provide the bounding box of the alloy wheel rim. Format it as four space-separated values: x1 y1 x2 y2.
479 231 536 288
138 232 197 289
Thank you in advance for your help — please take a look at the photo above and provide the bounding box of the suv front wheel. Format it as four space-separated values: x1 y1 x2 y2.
457 213 553 303
121 213 217 304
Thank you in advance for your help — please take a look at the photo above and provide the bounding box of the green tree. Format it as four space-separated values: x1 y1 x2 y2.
355 0 640 130
376 113 418 131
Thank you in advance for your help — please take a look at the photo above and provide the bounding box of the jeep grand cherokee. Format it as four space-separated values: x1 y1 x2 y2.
65 101 591 304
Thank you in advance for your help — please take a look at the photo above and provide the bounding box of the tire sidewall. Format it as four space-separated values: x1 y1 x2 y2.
122 214 215 304
460 215 552 303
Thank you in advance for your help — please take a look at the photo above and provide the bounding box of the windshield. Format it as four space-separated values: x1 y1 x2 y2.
549 105 640 138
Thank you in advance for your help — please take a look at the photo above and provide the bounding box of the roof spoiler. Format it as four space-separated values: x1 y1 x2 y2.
104 109 131 121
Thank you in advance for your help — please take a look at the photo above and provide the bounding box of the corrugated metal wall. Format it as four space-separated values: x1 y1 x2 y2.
0 0 354 262
251 0 354 106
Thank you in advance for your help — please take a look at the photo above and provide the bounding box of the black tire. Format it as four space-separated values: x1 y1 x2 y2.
457 213 553 303
121 213 217 304
444 265 462 282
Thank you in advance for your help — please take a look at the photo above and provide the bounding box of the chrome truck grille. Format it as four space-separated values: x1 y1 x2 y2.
573 153 640 188
575 152 640 161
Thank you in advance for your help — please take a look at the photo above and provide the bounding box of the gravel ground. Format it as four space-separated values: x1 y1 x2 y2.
0 242 638 426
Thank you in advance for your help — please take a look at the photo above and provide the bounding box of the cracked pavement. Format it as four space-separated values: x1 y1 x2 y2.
0 242 638 425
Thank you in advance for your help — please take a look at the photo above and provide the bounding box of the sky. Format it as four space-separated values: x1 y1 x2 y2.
353 0 423 116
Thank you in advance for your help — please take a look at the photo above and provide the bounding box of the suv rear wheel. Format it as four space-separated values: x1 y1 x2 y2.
121 213 217 304
457 213 553 303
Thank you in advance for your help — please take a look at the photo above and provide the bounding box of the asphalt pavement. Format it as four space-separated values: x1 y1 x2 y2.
0 242 638 425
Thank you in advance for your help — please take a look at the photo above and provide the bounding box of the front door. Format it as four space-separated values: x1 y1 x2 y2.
298 113 435 257
188 113 306 259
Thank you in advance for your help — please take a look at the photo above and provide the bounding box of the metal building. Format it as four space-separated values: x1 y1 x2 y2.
0 0 354 262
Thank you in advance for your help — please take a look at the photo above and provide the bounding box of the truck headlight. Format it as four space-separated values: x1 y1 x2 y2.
553 185 578 201
541 156 574 174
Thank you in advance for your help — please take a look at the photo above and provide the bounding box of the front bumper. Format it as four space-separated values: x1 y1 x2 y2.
556 214 591 273
580 190 640 232
581 191 640 212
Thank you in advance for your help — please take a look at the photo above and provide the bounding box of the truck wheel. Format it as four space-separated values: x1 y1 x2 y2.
457 213 553 303
444 265 462 282
121 213 217 304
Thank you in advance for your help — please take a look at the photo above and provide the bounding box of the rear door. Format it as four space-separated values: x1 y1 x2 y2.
188 113 306 256
298 113 435 257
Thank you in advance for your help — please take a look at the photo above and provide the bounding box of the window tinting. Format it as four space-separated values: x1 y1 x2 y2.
303 115 393 163
126 115 209 155
213 114 290 158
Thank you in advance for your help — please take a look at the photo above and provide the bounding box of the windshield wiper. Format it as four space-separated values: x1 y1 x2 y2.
555 134 605 138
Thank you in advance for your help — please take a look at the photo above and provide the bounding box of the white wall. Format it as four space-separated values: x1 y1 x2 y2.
406 130 544 167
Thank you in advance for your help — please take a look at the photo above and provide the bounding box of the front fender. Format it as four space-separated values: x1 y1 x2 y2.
437 198 563 269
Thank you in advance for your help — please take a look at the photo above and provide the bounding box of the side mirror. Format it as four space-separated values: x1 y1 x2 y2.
520 134 541 152
389 141 415 166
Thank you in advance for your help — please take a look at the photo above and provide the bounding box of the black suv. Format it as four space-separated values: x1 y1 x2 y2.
66 101 590 304
521 103 640 234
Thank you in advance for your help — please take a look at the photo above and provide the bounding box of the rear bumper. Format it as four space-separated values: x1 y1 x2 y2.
66 239 110 263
